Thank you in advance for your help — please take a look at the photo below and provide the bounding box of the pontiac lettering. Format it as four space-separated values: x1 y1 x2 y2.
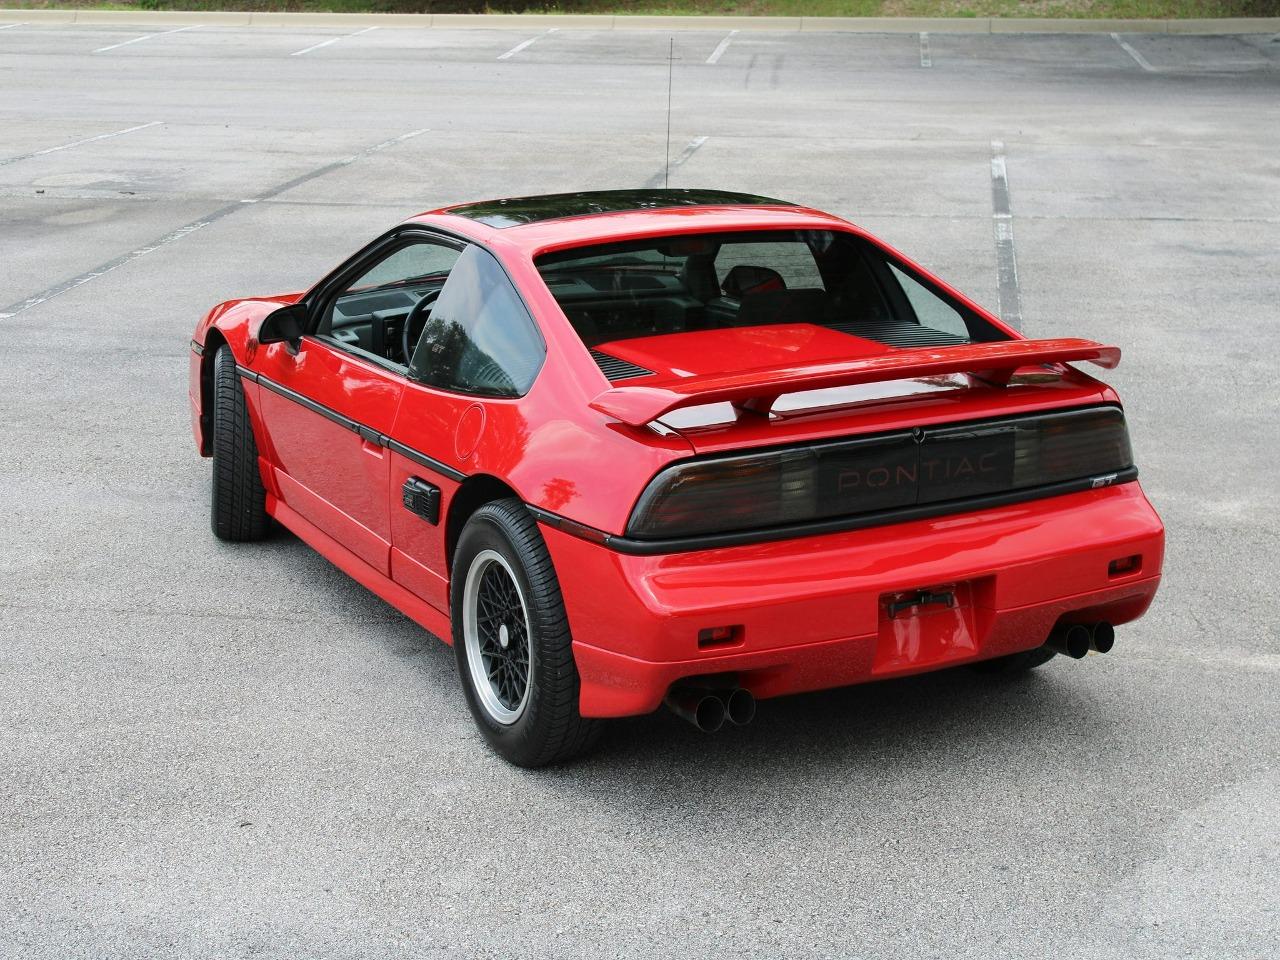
836 452 1001 494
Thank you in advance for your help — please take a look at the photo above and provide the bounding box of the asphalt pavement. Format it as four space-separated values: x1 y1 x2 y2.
1 21 1277 959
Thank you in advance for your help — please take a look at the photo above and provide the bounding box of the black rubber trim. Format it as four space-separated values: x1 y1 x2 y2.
190 339 205 356
385 438 467 483
236 365 467 483
525 506 612 545
530 469 1140 556
254 370 360 433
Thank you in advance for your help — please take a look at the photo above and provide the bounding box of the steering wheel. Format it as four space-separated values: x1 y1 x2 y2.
402 289 443 365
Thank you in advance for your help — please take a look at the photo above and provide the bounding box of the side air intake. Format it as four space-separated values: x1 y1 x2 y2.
828 320 969 349
591 350 654 382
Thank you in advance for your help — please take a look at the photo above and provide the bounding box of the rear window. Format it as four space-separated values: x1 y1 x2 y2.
535 230 1004 352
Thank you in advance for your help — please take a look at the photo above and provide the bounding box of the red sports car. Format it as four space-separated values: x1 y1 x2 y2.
190 189 1164 766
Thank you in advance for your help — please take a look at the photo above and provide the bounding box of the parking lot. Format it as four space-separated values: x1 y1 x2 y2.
1 19 1278 958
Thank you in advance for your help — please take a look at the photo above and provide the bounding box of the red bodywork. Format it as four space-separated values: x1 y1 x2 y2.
190 200 1164 717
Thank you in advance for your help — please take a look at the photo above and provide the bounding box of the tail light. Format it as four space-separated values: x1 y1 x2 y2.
625 406 1134 540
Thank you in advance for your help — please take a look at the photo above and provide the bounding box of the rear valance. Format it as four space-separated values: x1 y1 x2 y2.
588 338 1121 427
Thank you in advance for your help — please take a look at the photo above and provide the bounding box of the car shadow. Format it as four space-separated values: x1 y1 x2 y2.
540 665 1103 817
259 525 1099 798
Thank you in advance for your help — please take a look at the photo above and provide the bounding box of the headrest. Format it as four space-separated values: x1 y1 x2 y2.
722 265 787 299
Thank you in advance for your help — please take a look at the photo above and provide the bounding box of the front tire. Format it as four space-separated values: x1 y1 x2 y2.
209 345 268 542
451 499 600 767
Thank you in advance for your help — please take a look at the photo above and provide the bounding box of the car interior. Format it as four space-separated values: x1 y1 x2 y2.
535 230 1004 372
308 230 1006 386
318 275 449 368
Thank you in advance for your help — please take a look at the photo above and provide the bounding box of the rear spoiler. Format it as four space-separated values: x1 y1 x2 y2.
588 337 1121 427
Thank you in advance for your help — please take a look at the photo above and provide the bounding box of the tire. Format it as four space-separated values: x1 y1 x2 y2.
210 345 268 542
451 498 601 767
969 646 1057 676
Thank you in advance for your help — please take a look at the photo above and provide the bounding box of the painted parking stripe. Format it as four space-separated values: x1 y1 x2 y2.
0 22 26 30
94 25 200 54
0 128 427 321
989 140 1022 330
497 28 556 61
0 121 163 168
291 25 377 57
919 32 932 68
1111 33 1156 72
706 30 738 65
645 136 708 189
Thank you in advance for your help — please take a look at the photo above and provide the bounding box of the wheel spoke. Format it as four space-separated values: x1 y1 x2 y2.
466 553 534 720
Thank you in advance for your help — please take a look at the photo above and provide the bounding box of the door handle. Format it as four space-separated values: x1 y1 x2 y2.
356 424 385 456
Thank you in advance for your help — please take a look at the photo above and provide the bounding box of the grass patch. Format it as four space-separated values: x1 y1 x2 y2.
6 0 1278 17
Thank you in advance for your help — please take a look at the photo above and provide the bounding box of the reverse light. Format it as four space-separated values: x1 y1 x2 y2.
1109 554 1142 577
697 625 743 648
625 406 1135 541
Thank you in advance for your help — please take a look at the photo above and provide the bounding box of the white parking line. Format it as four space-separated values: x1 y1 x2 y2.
1111 33 1156 73
0 128 428 321
648 135 709 188
0 22 26 30
94 25 200 54
673 135 708 166
990 140 1022 329
706 30 738 65
919 32 932 68
291 25 377 58
497 28 556 61
0 121 163 168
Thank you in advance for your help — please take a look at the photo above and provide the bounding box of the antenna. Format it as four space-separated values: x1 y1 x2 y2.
664 37 674 189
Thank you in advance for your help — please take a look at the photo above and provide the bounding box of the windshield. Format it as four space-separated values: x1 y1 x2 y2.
535 229 1005 352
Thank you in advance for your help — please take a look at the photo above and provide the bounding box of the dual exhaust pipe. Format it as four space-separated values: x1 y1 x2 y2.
1046 621 1115 659
668 622 1115 727
664 685 756 733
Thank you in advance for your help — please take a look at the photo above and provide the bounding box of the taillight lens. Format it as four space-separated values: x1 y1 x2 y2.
625 406 1133 540
627 433 917 539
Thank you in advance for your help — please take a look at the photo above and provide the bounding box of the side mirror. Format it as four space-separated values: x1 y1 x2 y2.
257 304 306 349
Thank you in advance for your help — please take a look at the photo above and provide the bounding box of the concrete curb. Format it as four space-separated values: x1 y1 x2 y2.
1 9 1278 35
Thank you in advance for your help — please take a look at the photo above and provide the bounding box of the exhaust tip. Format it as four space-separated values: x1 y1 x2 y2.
693 695 726 733
725 688 756 726
1090 621 1115 654
1048 623 1091 659
1063 624 1091 659
665 687 726 733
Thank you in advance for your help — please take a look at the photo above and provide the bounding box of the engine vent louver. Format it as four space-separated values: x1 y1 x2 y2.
829 321 970 349
591 350 654 382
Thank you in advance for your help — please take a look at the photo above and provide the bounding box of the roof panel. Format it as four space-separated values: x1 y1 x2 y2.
438 189 794 228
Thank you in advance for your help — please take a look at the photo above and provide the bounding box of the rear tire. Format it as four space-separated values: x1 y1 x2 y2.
970 646 1057 676
210 345 268 542
451 499 601 767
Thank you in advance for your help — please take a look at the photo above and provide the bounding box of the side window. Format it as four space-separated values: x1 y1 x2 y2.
317 239 462 366
714 241 825 292
887 263 971 338
410 245 545 398
351 243 459 292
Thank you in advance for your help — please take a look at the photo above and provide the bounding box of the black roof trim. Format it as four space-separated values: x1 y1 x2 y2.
442 190 795 228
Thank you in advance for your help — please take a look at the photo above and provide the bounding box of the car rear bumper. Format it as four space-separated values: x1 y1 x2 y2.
541 482 1164 718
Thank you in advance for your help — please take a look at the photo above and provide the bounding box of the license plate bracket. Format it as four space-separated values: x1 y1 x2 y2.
873 579 988 675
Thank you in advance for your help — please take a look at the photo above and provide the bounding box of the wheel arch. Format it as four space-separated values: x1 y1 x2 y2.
198 328 230 456
445 474 523 574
